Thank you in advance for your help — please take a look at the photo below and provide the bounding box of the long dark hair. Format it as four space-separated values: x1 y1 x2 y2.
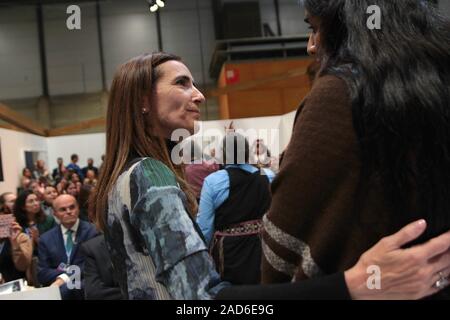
302 0 450 241
90 52 198 231
13 190 46 230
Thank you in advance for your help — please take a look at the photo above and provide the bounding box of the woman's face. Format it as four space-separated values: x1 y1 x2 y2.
66 183 78 197
4 193 16 213
24 194 41 215
305 10 321 57
43 187 58 204
86 170 95 179
36 160 44 169
23 168 32 178
150 60 205 138
71 173 80 183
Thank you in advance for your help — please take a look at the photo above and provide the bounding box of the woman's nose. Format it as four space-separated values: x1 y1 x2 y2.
193 87 205 104
307 35 317 56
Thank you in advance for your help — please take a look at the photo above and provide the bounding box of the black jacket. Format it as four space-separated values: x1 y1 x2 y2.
81 234 122 300
216 272 351 300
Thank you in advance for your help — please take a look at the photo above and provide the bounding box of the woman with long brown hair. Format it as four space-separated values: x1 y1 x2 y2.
90 52 450 301
90 52 225 300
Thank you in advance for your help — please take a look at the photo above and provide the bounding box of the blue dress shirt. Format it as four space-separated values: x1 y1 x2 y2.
196 164 275 245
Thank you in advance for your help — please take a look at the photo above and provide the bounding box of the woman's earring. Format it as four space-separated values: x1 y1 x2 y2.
142 108 148 114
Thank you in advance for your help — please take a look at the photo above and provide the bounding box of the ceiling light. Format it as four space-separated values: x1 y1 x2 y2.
156 0 165 7
149 4 158 12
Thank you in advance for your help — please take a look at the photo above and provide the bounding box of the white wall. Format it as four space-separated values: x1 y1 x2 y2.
0 6 42 100
197 115 281 153
279 110 296 151
0 128 48 194
46 132 105 171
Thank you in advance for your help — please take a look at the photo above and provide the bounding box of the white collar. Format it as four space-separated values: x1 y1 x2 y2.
61 218 80 235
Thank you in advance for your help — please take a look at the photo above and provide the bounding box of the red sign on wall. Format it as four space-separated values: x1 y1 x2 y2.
225 68 240 85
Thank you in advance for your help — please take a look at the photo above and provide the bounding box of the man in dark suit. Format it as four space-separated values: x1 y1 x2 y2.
52 157 66 183
81 158 99 178
81 234 123 300
37 194 97 300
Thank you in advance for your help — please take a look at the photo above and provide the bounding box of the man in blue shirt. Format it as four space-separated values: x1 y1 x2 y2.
66 154 83 180
197 133 275 284
197 165 274 245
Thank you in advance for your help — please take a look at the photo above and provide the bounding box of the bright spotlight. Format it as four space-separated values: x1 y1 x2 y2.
149 4 158 12
156 0 165 7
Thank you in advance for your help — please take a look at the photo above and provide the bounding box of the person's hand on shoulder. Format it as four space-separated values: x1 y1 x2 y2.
345 220 450 299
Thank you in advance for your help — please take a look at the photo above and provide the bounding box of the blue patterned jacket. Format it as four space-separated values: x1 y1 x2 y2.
105 157 227 300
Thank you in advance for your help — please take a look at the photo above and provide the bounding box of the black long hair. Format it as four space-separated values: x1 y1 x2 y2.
302 0 450 241
13 190 46 230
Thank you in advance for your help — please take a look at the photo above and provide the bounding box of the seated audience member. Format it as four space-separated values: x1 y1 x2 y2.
52 157 67 183
56 170 71 194
14 190 55 253
0 217 33 284
66 154 83 180
83 169 98 187
20 168 34 191
37 195 97 299
184 142 220 202
251 139 280 173
82 158 99 179
70 172 83 193
81 234 123 300
0 192 16 214
32 160 54 185
71 172 81 184
252 139 273 169
64 181 79 198
197 133 275 285
29 180 45 201
42 186 59 222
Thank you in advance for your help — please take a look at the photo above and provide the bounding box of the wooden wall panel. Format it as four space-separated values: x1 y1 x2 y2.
217 58 314 119
228 90 283 119
218 63 229 119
